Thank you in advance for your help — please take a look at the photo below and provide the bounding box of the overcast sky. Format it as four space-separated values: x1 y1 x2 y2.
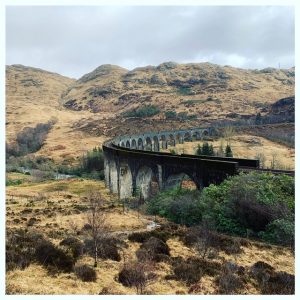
6 6 294 79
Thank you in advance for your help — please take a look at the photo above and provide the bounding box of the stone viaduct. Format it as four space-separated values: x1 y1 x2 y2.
103 127 260 200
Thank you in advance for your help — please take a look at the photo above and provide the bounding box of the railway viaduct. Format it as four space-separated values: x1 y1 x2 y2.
103 127 261 200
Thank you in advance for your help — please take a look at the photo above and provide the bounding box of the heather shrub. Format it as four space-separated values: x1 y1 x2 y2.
136 237 170 262
75 264 97 282
118 261 155 294
60 237 84 260
35 240 74 272
6 229 45 271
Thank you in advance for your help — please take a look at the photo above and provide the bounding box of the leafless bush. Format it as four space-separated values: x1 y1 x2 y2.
75 264 97 282
85 191 109 267
250 261 294 294
136 237 170 262
118 261 155 294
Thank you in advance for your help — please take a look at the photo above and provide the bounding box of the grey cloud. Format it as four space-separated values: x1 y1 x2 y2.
6 5 294 78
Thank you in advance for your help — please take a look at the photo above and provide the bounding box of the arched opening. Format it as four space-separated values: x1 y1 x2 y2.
184 132 192 142
145 137 152 151
126 140 130 148
131 139 137 149
119 163 133 199
167 134 176 147
202 130 209 138
192 131 201 141
160 135 167 149
175 133 183 144
138 138 144 150
136 166 159 200
153 136 159 152
120 141 125 147
165 173 198 190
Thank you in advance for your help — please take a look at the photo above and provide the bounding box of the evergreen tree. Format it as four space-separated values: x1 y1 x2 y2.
208 144 215 156
225 144 233 157
201 142 210 155
196 142 215 156
196 144 202 155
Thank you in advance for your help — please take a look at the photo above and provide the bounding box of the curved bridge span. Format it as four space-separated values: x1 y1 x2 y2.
103 126 283 200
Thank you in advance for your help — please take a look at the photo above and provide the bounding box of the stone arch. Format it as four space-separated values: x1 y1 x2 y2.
145 137 152 151
165 172 198 190
120 141 125 147
138 138 143 150
119 163 133 199
136 166 159 200
167 134 176 147
131 139 137 149
160 135 167 149
184 132 192 142
153 136 159 152
125 140 130 148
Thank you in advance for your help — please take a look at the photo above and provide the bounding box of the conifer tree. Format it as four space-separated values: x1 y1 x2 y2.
225 144 233 157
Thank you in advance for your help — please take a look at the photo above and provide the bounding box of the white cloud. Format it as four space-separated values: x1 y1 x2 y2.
6 5 294 78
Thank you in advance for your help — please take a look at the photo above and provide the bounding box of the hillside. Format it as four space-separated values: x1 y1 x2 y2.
6 62 295 162
61 62 294 122
6 65 108 162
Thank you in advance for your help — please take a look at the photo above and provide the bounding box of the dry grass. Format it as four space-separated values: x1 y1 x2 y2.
6 63 294 164
6 176 294 295
166 134 294 170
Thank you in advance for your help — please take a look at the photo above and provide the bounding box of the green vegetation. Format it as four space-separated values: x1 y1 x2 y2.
6 119 56 157
123 105 160 118
6 147 105 181
146 172 294 247
6 179 22 186
225 144 233 157
195 142 233 157
165 111 177 119
196 142 215 156
177 87 194 96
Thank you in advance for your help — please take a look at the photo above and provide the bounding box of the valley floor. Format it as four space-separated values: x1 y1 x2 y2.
6 175 295 295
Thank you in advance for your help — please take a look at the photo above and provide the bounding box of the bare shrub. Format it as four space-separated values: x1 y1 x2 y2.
84 236 125 262
216 272 244 294
35 240 75 272
170 257 221 285
183 226 244 258
136 237 170 262
75 264 97 282
85 191 109 267
60 237 84 260
250 261 294 295
99 287 124 295
118 261 155 294
6 229 45 271
128 227 171 243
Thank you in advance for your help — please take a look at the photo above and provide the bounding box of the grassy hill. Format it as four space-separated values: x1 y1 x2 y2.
6 62 295 162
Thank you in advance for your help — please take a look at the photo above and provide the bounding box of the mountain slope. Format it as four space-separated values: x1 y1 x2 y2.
61 62 295 123
6 65 107 162
6 62 295 162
